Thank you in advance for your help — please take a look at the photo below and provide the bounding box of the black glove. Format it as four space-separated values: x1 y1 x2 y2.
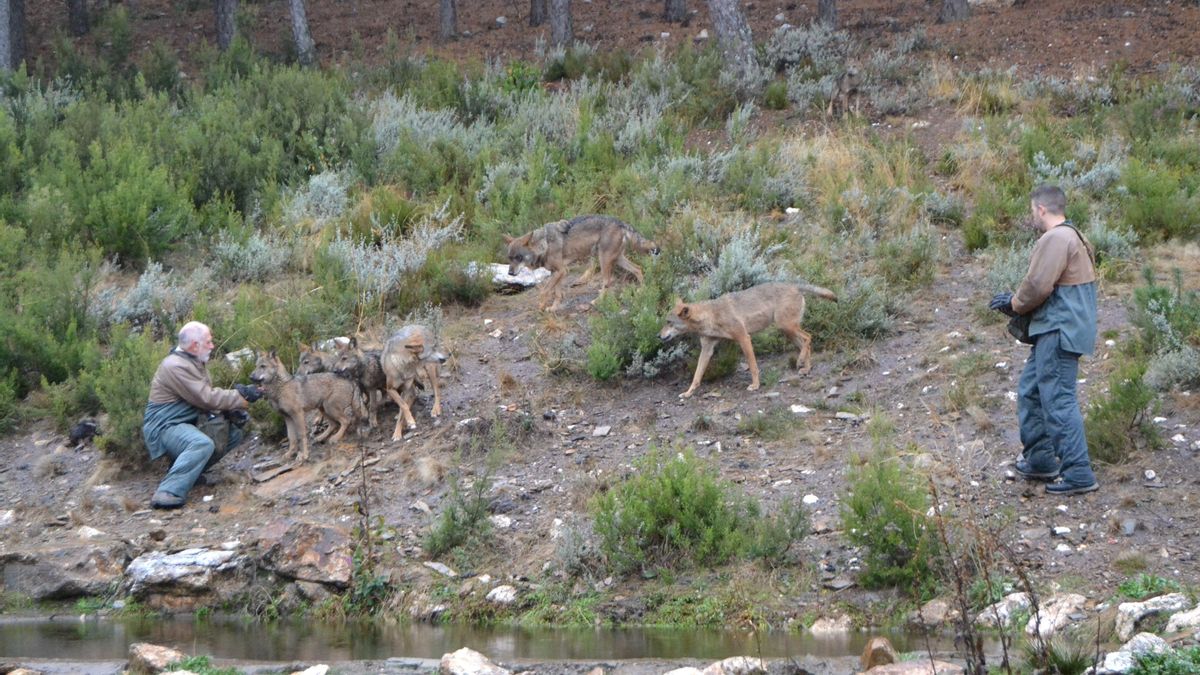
225 409 250 428
989 292 1019 318
235 383 265 403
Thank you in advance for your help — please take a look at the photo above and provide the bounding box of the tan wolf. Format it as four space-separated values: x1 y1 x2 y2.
826 66 862 118
332 337 387 429
381 325 447 441
504 214 659 311
250 350 364 465
658 282 838 399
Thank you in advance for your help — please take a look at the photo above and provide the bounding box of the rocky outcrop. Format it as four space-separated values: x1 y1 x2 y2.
127 642 187 673
809 614 853 635
0 543 129 600
1164 605 1200 633
856 660 965 674
701 656 766 675
974 592 1030 629
255 519 354 589
1115 593 1191 641
1088 632 1171 674
125 548 247 611
1026 593 1087 639
440 647 511 675
484 585 518 605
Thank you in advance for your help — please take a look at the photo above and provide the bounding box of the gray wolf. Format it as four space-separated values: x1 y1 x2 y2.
826 67 861 118
332 337 387 429
381 325 447 441
250 350 364 465
296 343 337 375
504 214 659 311
658 282 838 398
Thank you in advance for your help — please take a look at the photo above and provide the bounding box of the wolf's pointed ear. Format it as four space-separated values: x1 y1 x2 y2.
679 304 690 319
268 349 277 359
349 336 358 349
503 234 514 244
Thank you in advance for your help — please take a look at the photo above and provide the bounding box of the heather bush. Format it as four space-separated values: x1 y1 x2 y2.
94 326 173 463
211 229 295 283
1086 356 1160 464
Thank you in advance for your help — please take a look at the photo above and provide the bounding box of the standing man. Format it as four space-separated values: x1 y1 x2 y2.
143 321 263 509
990 185 1099 495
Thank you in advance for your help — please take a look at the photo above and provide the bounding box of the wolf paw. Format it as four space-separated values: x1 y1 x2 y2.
747 383 760 391
679 390 695 399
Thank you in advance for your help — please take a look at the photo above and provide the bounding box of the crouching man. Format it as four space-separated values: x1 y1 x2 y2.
142 321 263 509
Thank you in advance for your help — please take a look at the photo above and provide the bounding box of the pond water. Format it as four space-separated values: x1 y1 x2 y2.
0 614 972 662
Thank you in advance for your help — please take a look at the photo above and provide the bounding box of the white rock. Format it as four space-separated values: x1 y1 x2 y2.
664 669 703 675
1094 650 1135 674
423 561 457 578
1153 416 1168 423
550 518 565 540
487 263 550 288
701 656 767 675
489 329 503 339
1006 391 1018 401
1171 434 1186 443
291 666 330 675
774 12 786 20
1116 593 1192 640
975 592 1031 629
76 526 105 539
802 495 820 505
661 32 670 38
790 404 812 414
1121 632 1170 655
592 425 611 437
1105 339 1116 347
808 614 853 635
1145 469 1157 481
697 29 709 40
440 647 511 675
1056 504 1070 512
1165 605 1200 633
225 347 255 369
495 16 507 26
1055 543 1073 553
1026 593 1087 639
485 585 518 605
1053 526 1072 536
489 515 512 530
785 207 800 214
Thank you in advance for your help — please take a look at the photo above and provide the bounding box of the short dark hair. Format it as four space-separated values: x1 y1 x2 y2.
1030 184 1067 216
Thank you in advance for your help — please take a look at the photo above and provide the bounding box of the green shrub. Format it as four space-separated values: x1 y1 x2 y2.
94 327 171 463
592 448 754 575
0 369 19 434
1022 637 1092 675
1132 268 1200 355
1130 646 1200 675
1120 159 1200 241
875 226 940 289
423 472 492 558
586 259 677 381
167 655 242 675
804 274 898 347
762 80 789 110
1116 573 1182 601
736 408 800 441
1085 356 1159 465
841 450 938 595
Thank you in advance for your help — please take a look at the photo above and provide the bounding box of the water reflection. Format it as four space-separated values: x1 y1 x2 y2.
0 615 963 661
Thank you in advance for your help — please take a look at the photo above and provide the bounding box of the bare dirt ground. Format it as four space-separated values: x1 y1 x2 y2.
6 0 1200 638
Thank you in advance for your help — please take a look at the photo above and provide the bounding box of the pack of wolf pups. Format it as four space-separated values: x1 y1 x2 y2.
245 213 836 467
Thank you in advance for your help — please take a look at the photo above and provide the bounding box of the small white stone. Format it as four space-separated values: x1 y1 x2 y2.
1056 504 1069 513
202 495 214 502
483 318 493 325
1006 391 1018 401
773 479 793 488
489 329 503 338
592 425 611 437
1105 339 1116 347
696 29 709 40
1144 469 1157 481
1153 416 1168 423
785 207 800 214
1052 526 1071 536
802 494 820 505
790 404 812 414
490 515 512 530
1171 434 1186 443
995 362 1008 369
1055 543 1073 552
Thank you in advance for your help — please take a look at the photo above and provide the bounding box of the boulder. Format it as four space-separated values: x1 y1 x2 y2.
911 599 959 627
1120 632 1170 655
125 548 245 611
9 669 48 675
975 592 1031 629
856 660 964 674
291 666 330 675
1 544 128 600
256 519 354 588
1025 593 1087 639
701 656 766 675
128 642 187 673
1165 605 1200 633
487 263 551 288
663 670 703 675
440 647 510 675
1116 593 1191 641
861 636 899 670
1091 651 1135 675
809 614 853 635
485 585 518 605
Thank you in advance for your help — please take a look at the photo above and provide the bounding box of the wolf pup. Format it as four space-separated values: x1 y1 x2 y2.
826 66 862 118
659 282 838 399
504 214 659 311
381 325 447 441
332 337 387 429
296 342 337 375
250 350 364 465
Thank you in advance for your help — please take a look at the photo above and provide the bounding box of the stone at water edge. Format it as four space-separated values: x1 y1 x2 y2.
1115 593 1191 641
974 592 1031 629
911 598 958 626
809 614 853 635
485 585 518 605
439 647 511 675
700 656 767 675
861 636 899 670
290 666 331 675
128 642 187 673
854 660 965 674
1025 593 1087 639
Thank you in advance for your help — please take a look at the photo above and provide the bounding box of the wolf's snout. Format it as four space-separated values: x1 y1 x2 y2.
249 373 264 383
508 264 519 277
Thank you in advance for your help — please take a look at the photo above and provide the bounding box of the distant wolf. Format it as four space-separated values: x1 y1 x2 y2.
381 325 447 441
504 214 660 311
826 67 862 118
658 282 838 399
332 337 387 429
250 350 364 465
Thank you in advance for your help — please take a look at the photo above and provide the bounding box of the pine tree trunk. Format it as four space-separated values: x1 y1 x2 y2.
549 0 572 47
664 0 687 23
67 0 90 37
0 0 24 72
706 0 758 95
817 0 836 29
530 0 546 27
938 0 970 23
439 0 457 39
289 0 316 66
214 0 238 51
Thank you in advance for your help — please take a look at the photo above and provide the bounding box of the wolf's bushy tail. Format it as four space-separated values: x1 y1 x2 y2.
797 284 838 302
